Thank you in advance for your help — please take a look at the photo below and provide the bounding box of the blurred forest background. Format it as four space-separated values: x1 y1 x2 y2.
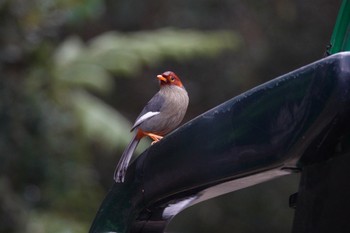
0 0 341 232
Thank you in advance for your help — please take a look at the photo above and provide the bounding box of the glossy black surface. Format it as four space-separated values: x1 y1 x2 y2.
292 151 350 233
89 52 350 233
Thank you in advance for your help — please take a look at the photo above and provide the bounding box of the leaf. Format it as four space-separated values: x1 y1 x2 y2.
53 36 84 68
55 63 113 93
70 90 132 149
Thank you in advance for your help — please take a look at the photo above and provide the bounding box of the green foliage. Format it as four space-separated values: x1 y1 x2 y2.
71 90 132 148
26 212 88 233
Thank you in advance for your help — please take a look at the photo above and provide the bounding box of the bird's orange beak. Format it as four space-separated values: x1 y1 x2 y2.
157 75 167 82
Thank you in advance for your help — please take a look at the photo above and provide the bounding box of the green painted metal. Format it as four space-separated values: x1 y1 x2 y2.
328 0 350 54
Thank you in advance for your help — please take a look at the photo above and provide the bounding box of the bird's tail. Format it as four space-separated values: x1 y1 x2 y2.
114 133 141 183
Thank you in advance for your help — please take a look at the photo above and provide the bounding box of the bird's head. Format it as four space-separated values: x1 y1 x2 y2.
157 71 184 88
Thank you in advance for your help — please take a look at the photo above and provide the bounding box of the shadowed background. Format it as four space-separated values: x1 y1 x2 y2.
0 0 340 232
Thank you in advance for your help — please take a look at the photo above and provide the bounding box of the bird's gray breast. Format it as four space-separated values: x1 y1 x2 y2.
140 85 189 135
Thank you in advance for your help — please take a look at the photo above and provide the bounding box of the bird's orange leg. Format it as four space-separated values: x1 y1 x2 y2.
144 132 163 145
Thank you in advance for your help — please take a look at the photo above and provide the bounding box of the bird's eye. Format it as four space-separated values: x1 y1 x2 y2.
170 76 175 82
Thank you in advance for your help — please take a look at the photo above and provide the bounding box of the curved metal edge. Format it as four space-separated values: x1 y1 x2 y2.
89 52 350 233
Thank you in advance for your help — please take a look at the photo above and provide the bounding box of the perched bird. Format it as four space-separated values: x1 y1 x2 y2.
114 71 189 182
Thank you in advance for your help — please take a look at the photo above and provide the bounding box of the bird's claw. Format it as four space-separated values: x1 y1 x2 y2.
151 140 158 145
146 133 163 145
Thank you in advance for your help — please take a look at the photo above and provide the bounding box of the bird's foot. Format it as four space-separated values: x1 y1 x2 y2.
151 140 158 145
145 133 163 145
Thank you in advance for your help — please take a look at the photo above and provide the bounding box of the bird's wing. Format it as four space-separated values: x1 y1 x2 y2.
131 92 165 131
132 111 160 130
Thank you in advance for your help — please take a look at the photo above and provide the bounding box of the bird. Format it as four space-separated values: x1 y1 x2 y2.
114 71 189 183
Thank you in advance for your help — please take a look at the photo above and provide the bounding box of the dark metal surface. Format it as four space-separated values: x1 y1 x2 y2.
89 52 350 233
292 150 350 233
